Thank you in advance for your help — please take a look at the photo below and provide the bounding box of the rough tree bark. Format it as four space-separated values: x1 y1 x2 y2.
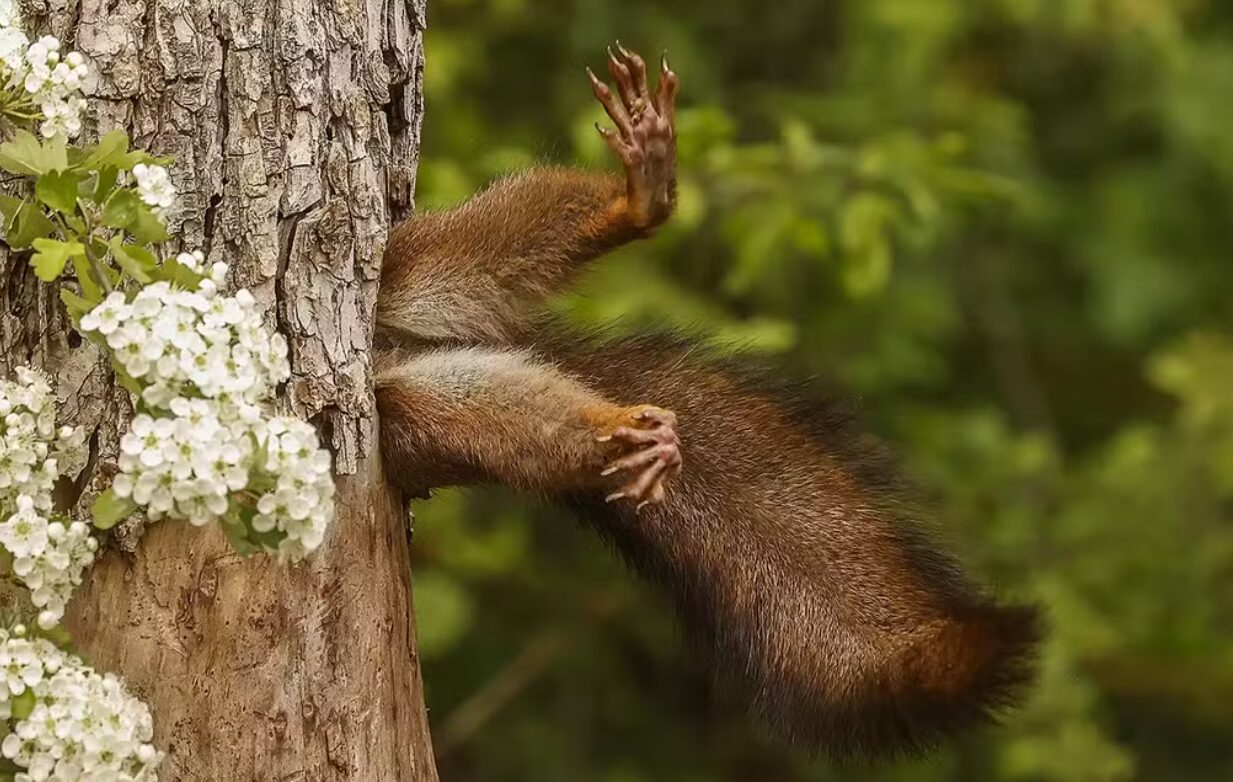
0 0 438 779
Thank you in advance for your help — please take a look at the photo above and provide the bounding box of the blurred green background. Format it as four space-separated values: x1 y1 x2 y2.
407 0 1233 779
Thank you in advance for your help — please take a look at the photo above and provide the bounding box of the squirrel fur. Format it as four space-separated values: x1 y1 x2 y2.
373 45 1040 759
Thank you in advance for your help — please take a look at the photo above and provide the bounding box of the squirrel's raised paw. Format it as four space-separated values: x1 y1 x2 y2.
596 404 682 510
587 43 678 231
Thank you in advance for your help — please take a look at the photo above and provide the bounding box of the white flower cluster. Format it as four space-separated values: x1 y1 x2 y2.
0 0 19 31
78 260 334 562
80 270 290 411
0 7 88 139
130 165 174 218
250 417 334 563
0 626 161 781
0 369 95 629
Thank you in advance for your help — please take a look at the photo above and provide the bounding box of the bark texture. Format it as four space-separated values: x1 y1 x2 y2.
1 0 437 779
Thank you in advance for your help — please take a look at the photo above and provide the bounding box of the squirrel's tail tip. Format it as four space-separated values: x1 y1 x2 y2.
879 599 1043 758
754 600 1043 761
917 600 1043 712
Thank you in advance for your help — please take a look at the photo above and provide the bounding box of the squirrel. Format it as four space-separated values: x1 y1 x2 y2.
373 43 1041 759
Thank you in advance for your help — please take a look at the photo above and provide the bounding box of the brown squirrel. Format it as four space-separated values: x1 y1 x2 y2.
374 44 1040 759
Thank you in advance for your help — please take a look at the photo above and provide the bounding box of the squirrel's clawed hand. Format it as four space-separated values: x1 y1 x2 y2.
587 43 679 232
597 405 682 510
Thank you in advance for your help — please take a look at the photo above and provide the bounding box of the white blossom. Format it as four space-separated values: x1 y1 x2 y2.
79 282 290 413
0 25 26 71
251 416 335 563
0 0 21 31
0 368 94 628
130 164 175 218
0 24 89 140
78 262 332 561
0 628 162 781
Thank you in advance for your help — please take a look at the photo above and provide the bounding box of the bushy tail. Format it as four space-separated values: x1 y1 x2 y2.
541 330 1041 758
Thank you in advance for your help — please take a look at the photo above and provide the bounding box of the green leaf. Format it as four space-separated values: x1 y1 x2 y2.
30 238 85 282
71 256 103 302
92 487 138 530
61 288 95 319
109 358 143 396
127 204 169 244
0 194 23 226
63 214 86 235
249 526 285 551
78 129 130 170
34 169 83 214
10 689 35 720
220 517 260 556
93 166 119 203
110 238 156 283
118 150 171 170
102 188 140 228
151 256 205 290
0 130 45 175
0 130 67 175
6 201 58 250
27 619 74 649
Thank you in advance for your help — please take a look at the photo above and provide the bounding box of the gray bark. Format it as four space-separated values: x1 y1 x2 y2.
1 0 438 779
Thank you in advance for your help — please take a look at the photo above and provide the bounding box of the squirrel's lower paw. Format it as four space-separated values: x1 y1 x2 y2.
596 405 682 510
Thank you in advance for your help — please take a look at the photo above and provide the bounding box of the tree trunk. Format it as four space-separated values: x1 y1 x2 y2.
1 1 438 779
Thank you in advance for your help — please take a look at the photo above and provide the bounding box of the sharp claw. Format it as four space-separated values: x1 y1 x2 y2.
607 45 618 62
596 434 612 443
616 40 632 60
661 51 670 72
601 464 619 477
595 122 610 137
605 490 625 503
636 500 651 513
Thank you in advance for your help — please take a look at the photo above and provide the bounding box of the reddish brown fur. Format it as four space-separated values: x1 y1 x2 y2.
374 46 1039 760
531 332 1039 756
378 170 641 343
374 346 675 502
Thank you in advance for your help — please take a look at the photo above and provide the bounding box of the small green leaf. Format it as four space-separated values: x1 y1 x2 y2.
30 238 85 282
79 129 130 170
10 689 35 720
151 256 205 289
93 165 119 203
249 526 284 552
0 130 45 175
0 130 67 175
35 170 84 214
71 256 103 302
6 202 58 250
221 518 260 556
117 150 171 170
92 487 138 530
109 358 143 396
110 238 156 283
127 204 170 244
61 288 95 319
102 189 141 228
63 214 86 234
0 194 23 226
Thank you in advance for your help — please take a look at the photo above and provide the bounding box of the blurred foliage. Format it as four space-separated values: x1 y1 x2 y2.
407 0 1233 779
